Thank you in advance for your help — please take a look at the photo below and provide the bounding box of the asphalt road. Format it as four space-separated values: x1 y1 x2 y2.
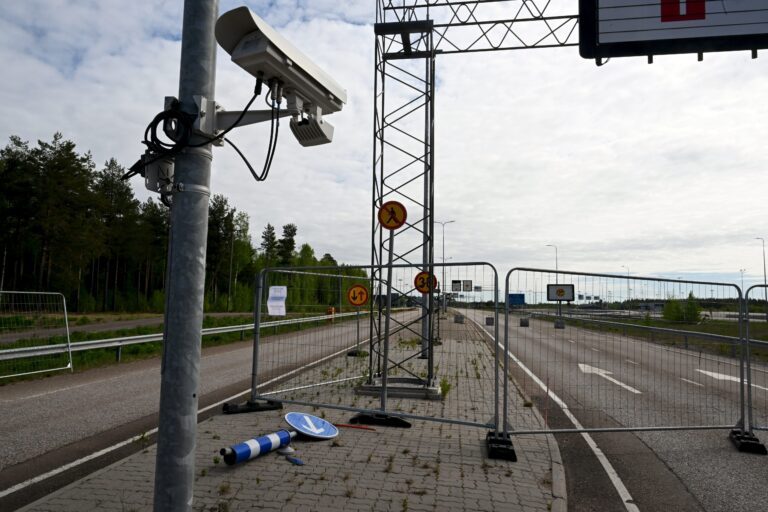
466 310 768 512
0 310 418 510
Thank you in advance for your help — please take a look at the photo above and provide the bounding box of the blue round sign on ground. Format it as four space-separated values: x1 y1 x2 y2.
285 412 339 439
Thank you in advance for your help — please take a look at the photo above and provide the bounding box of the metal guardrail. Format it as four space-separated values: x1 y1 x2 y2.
0 311 365 362
524 311 745 345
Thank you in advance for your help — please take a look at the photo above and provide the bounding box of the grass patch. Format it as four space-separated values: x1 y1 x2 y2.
439 377 452 399
397 337 421 350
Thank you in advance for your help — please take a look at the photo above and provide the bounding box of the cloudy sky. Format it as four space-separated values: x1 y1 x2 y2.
1 1 767 288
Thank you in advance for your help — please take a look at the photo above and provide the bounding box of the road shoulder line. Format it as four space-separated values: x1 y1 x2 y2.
470 314 639 512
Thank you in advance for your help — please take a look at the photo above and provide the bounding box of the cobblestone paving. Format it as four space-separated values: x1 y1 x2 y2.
20 314 564 512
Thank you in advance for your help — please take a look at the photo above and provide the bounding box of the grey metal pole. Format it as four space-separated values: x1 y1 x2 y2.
438 220 454 313
250 272 264 402
756 238 767 321
546 244 558 273
153 1 218 510
381 233 395 412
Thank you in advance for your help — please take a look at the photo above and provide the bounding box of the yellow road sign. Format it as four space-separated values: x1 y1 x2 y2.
414 271 437 294
378 201 407 231
347 284 369 306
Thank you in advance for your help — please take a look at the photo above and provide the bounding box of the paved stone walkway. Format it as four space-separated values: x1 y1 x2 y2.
19 314 565 511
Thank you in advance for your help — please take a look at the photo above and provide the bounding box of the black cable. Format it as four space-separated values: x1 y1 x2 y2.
263 99 281 181
122 79 263 181
223 91 282 183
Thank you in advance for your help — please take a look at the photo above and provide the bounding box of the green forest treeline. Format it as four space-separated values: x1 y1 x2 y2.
0 134 364 313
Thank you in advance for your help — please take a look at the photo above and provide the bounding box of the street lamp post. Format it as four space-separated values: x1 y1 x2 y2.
545 244 558 273
621 265 631 316
437 220 455 314
756 238 768 321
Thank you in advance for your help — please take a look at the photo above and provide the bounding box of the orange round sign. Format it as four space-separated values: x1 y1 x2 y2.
556 288 565 298
414 271 437 294
347 284 369 306
378 201 407 231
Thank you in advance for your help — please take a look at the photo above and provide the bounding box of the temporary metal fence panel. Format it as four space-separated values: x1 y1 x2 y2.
744 284 768 433
0 291 72 379
503 269 744 435
249 263 502 431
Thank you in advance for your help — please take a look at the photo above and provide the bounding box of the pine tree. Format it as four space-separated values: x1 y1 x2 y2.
260 223 278 267
277 223 298 266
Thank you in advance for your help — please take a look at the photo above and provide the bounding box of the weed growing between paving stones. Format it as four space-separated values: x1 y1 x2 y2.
439 376 452 398
217 482 231 496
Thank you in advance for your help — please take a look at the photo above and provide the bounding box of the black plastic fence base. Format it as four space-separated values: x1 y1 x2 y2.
729 429 768 455
347 349 368 357
486 431 517 461
222 400 283 415
349 413 412 428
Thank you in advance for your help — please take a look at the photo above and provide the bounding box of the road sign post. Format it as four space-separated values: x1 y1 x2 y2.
347 284 368 357
414 270 437 359
547 284 574 329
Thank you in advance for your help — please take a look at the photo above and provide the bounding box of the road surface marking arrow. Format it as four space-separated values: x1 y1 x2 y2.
578 363 642 394
301 415 324 434
680 378 704 387
696 369 768 391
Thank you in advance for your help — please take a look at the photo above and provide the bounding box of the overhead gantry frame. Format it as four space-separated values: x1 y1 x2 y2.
368 0 579 392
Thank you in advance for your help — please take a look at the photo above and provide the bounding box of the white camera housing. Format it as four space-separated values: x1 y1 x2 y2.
216 7 347 116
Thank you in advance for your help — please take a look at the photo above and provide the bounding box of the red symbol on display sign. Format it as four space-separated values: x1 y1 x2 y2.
378 201 407 231
347 284 369 306
661 0 705 23
414 272 437 294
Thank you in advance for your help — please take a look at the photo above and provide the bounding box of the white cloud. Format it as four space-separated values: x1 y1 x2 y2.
1 1 767 289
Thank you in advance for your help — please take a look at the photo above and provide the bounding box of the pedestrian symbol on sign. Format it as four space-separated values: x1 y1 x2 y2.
378 201 407 231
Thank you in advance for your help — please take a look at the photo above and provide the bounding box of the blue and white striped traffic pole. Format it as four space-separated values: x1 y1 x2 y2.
220 430 296 465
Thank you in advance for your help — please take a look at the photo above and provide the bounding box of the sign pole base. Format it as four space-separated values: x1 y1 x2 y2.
486 431 517 461
349 412 412 429
222 399 283 415
729 429 768 455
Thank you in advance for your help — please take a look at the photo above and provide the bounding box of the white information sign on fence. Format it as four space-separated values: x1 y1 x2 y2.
267 286 287 316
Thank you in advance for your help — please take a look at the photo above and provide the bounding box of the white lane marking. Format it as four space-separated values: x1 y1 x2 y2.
680 378 704 387
591 347 600 352
568 339 575 344
1 342 253 403
696 369 768 392
0 339 364 499
469 316 640 512
579 364 642 394
0 375 128 402
626 360 639 366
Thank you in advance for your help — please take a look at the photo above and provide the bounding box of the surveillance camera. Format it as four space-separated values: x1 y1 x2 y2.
215 7 347 117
